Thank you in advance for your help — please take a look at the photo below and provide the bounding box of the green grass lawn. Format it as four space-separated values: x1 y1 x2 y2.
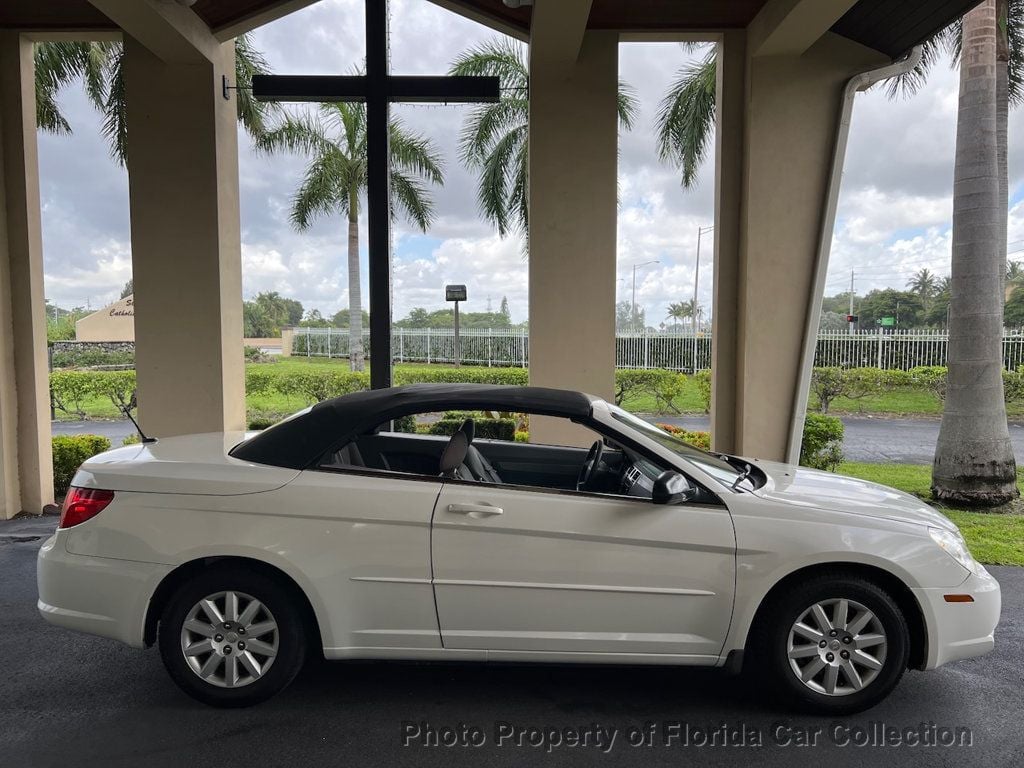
837 462 1024 566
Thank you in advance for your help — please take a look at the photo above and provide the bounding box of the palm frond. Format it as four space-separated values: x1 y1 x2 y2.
656 49 717 189
34 42 88 133
101 46 128 165
617 78 639 130
291 151 347 230
253 110 336 156
1008 0 1024 105
389 119 445 185
883 33 951 99
476 124 527 236
234 32 280 138
448 38 528 87
390 171 435 231
458 98 527 167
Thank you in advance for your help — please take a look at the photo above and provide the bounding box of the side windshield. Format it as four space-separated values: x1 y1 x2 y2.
608 405 742 486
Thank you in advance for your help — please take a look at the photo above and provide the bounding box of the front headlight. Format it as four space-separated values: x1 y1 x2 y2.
928 526 976 572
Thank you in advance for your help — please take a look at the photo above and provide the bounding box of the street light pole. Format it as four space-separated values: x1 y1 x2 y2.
631 260 659 330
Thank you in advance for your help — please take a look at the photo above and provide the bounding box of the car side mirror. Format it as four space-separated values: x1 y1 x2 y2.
652 470 695 505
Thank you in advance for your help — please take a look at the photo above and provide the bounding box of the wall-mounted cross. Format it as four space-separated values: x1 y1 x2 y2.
252 0 499 389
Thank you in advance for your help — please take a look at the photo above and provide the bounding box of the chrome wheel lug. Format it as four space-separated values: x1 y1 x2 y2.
238 627 245 635
238 641 246 650
819 640 827 648
826 652 835 662
214 634 224 642
840 650 850 660
224 646 232 654
223 622 231 630
842 635 852 644
829 629 838 638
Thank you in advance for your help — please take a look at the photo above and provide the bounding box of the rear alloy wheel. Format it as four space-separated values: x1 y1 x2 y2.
159 567 306 707
754 574 909 714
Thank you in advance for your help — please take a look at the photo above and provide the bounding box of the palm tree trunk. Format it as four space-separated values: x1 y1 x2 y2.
933 0 1018 506
347 206 365 372
996 0 1009 286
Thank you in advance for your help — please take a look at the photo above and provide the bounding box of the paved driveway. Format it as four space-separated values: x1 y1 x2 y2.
1 530 1021 767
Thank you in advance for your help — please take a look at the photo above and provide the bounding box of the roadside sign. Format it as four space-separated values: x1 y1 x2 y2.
880 316 895 327
445 284 467 302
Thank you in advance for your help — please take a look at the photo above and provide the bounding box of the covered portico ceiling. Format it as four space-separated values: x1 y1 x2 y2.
2 0 981 58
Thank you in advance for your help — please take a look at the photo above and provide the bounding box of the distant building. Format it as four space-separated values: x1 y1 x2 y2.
75 295 135 342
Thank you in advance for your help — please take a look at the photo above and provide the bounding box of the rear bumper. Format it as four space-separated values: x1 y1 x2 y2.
37 532 172 648
913 565 1001 670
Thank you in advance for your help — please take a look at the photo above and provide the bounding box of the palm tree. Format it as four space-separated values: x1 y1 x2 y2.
34 34 277 164
254 102 444 371
666 299 697 328
449 39 638 238
907 267 938 312
933 0 1017 505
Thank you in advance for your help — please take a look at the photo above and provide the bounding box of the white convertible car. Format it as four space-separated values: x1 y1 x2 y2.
38 384 999 711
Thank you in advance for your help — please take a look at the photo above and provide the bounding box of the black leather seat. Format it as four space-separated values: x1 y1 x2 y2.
439 419 503 483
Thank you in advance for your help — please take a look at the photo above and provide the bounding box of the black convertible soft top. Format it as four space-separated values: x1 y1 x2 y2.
230 383 596 470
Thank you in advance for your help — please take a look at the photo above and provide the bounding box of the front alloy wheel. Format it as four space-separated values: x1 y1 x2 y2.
754 573 909 714
786 598 887 696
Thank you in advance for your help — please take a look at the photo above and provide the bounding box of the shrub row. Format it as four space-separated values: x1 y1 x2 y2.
52 434 111 497
50 370 136 419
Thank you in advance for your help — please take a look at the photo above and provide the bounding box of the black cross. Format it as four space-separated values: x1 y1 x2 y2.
252 0 499 389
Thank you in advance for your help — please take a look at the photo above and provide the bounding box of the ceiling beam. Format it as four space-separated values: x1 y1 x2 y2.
87 0 218 63
748 0 859 57
530 0 593 69
426 0 529 42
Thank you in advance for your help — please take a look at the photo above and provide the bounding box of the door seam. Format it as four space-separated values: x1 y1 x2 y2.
429 482 445 648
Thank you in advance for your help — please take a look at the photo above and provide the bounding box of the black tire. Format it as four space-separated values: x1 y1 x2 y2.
750 572 910 715
158 565 307 708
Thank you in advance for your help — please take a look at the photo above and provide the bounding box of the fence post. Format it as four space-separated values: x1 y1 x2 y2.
326 327 331 358
521 328 527 368
876 325 883 369
426 327 431 365
306 329 310 357
399 327 404 363
643 330 649 369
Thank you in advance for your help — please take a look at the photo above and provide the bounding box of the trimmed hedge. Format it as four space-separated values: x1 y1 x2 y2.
50 369 136 419
425 411 516 441
800 413 844 471
52 434 111 497
614 369 687 413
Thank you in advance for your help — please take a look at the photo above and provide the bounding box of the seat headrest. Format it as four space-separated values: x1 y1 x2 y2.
459 418 475 443
439 429 470 475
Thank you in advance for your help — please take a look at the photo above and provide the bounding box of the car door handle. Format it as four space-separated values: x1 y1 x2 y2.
447 503 504 517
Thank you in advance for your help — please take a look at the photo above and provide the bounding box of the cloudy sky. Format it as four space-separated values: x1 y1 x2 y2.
37 0 1024 326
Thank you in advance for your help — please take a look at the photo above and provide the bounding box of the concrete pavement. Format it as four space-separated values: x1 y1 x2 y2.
1 534 1021 767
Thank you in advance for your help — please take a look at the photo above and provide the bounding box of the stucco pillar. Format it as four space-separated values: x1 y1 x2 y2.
711 33 885 460
528 26 618 445
0 31 53 518
122 37 245 437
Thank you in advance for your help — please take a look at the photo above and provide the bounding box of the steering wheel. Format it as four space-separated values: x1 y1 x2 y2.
576 440 605 491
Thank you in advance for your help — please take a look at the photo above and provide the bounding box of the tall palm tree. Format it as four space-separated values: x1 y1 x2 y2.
449 39 638 238
933 0 1017 505
34 34 277 164
907 267 938 312
255 102 444 371
666 299 697 327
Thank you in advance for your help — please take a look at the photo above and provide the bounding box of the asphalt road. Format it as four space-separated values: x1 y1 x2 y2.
55 416 1024 465
1 531 1021 768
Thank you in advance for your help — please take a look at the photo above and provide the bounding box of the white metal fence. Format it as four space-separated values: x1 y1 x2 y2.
290 326 1024 372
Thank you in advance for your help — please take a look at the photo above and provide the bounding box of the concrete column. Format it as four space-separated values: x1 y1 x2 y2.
528 23 619 445
123 37 245 437
711 32 885 460
0 32 53 518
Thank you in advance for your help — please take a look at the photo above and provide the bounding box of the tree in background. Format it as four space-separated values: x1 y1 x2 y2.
242 292 301 338
906 267 938 315
665 300 697 328
615 302 645 332
255 96 444 371
332 308 371 329
34 34 277 164
857 289 924 328
449 40 637 239
119 279 133 299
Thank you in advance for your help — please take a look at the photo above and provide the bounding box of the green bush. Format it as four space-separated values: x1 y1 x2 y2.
91 370 136 412
908 366 947 401
800 413 844 471
655 423 711 450
52 435 111 498
695 369 712 413
246 410 293 429
274 369 369 404
810 367 908 413
426 412 516 441
392 414 417 433
51 347 134 369
50 370 98 419
122 433 141 446
614 369 687 412
394 367 529 386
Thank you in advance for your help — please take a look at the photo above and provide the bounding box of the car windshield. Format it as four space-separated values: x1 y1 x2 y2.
608 405 745 487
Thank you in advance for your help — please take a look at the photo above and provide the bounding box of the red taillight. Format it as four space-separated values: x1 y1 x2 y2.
59 487 115 529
